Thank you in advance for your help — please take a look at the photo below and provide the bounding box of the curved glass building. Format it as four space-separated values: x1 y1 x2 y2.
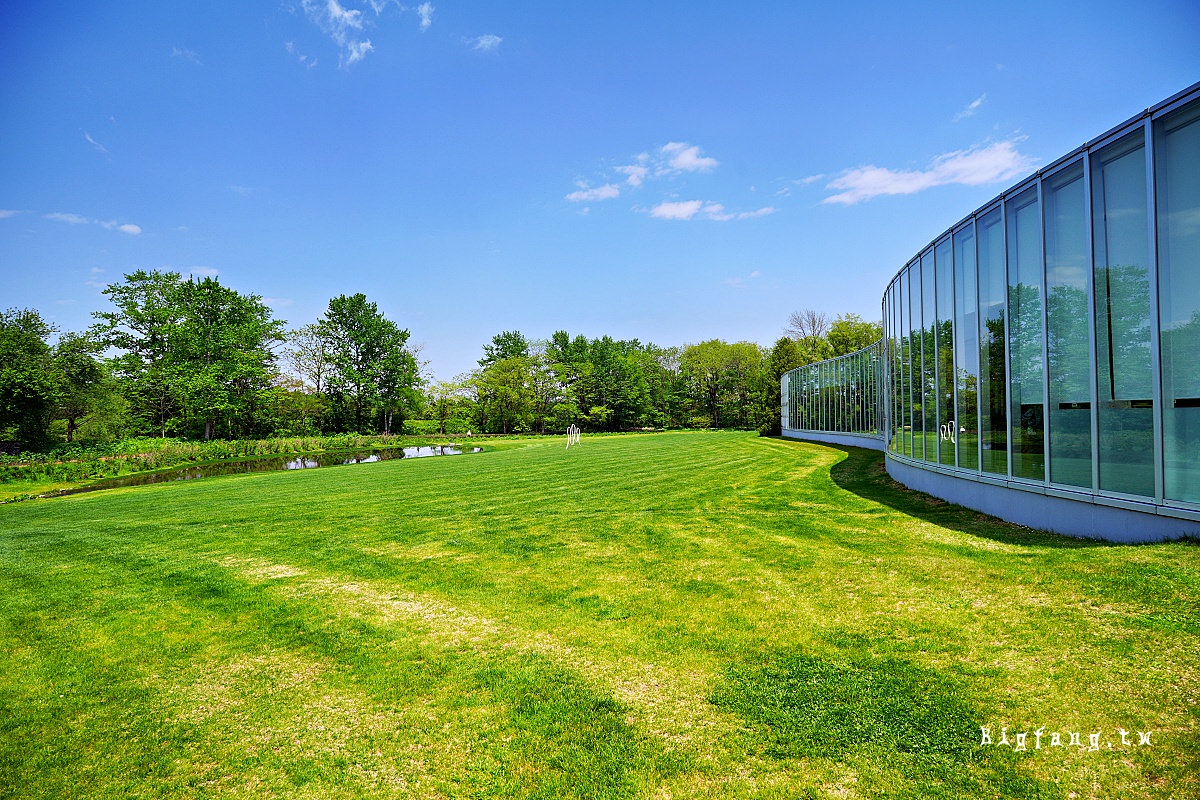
782 83 1200 542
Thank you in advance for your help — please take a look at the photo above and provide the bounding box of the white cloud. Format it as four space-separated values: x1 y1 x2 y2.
471 34 503 52
301 0 374 68
727 269 762 288
0 209 23 219
660 142 718 173
285 41 318 68
953 93 987 122
565 183 620 202
46 212 91 225
187 267 220 278
822 138 1037 205
171 47 202 65
346 39 374 64
229 184 255 196
45 212 142 234
264 297 295 308
84 131 108 153
649 200 705 220
416 2 433 31
616 163 648 187
647 200 774 222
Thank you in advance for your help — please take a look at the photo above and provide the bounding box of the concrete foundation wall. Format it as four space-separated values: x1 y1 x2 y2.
886 457 1200 543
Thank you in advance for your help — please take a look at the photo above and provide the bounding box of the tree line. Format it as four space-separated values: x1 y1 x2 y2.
0 270 880 450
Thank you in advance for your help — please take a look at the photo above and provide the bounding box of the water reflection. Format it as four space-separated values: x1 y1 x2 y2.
51 445 483 498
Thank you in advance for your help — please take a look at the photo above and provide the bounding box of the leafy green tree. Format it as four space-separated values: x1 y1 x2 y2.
759 337 809 435
680 340 766 429
827 313 884 356
427 379 474 435
53 332 106 443
479 330 530 367
92 270 185 437
0 308 59 450
93 271 284 439
170 277 284 439
320 293 419 433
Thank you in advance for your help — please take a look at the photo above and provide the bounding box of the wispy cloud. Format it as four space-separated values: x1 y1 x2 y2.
659 142 718 173
45 212 91 225
229 184 255 196
83 131 108 154
171 47 202 65
727 269 762 288
187 267 220 278
953 93 987 122
822 138 1037 205
615 163 648 187
565 182 620 203
609 142 719 185
569 141 767 221
301 0 371 68
264 297 295 308
416 2 433 31
285 41 318 68
647 200 775 222
0 210 22 219
45 212 142 234
470 34 503 52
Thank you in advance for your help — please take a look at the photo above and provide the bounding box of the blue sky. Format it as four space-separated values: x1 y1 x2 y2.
2 2 1198 382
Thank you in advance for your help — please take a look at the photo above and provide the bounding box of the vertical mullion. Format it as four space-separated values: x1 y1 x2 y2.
1145 118 1165 504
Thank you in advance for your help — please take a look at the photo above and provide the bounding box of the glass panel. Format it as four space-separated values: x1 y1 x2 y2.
892 286 904 452
909 265 925 460
954 224 980 471
1157 99 1200 504
922 251 938 462
903 269 915 456
1044 163 1093 488
977 208 1008 475
1093 132 1154 497
935 238 956 465
1007 187 1045 481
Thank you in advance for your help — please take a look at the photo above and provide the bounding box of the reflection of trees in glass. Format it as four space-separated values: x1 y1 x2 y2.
1094 264 1154 496
1046 283 1092 480
1008 281 1044 479
1163 310 1200 503
1095 265 1152 400
937 318 955 465
979 315 1007 473
1162 309 1200 398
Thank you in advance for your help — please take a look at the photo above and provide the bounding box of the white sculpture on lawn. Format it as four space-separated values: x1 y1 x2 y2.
566 424 581 449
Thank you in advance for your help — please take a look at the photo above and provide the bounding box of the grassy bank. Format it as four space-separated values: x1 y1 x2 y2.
0 433 485 501
1 431 1196 798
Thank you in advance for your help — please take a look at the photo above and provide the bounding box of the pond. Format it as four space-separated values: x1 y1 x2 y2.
49 445 483 498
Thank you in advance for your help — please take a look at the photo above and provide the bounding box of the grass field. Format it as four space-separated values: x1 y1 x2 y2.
1 431 1197 799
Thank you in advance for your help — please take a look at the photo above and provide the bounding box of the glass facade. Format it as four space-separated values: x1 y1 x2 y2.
783 341 881 438
783 84 1200 523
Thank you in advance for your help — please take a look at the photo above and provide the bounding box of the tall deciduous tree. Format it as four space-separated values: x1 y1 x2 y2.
827 313 883 356
92 270 185 436
320 293 419 433
92 271 284 439
53 332 106 443
0 308 59 450
169 277 284 440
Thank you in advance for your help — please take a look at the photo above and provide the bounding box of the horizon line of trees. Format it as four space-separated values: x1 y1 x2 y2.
1 271 881 451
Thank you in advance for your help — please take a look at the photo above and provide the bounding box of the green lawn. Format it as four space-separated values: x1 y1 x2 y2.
1 431 1197 799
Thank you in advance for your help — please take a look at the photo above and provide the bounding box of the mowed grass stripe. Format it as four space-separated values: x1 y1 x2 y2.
1 431 1197 799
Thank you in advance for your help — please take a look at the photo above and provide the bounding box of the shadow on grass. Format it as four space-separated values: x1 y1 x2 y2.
710 645 1054 799
803 440 1150 550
